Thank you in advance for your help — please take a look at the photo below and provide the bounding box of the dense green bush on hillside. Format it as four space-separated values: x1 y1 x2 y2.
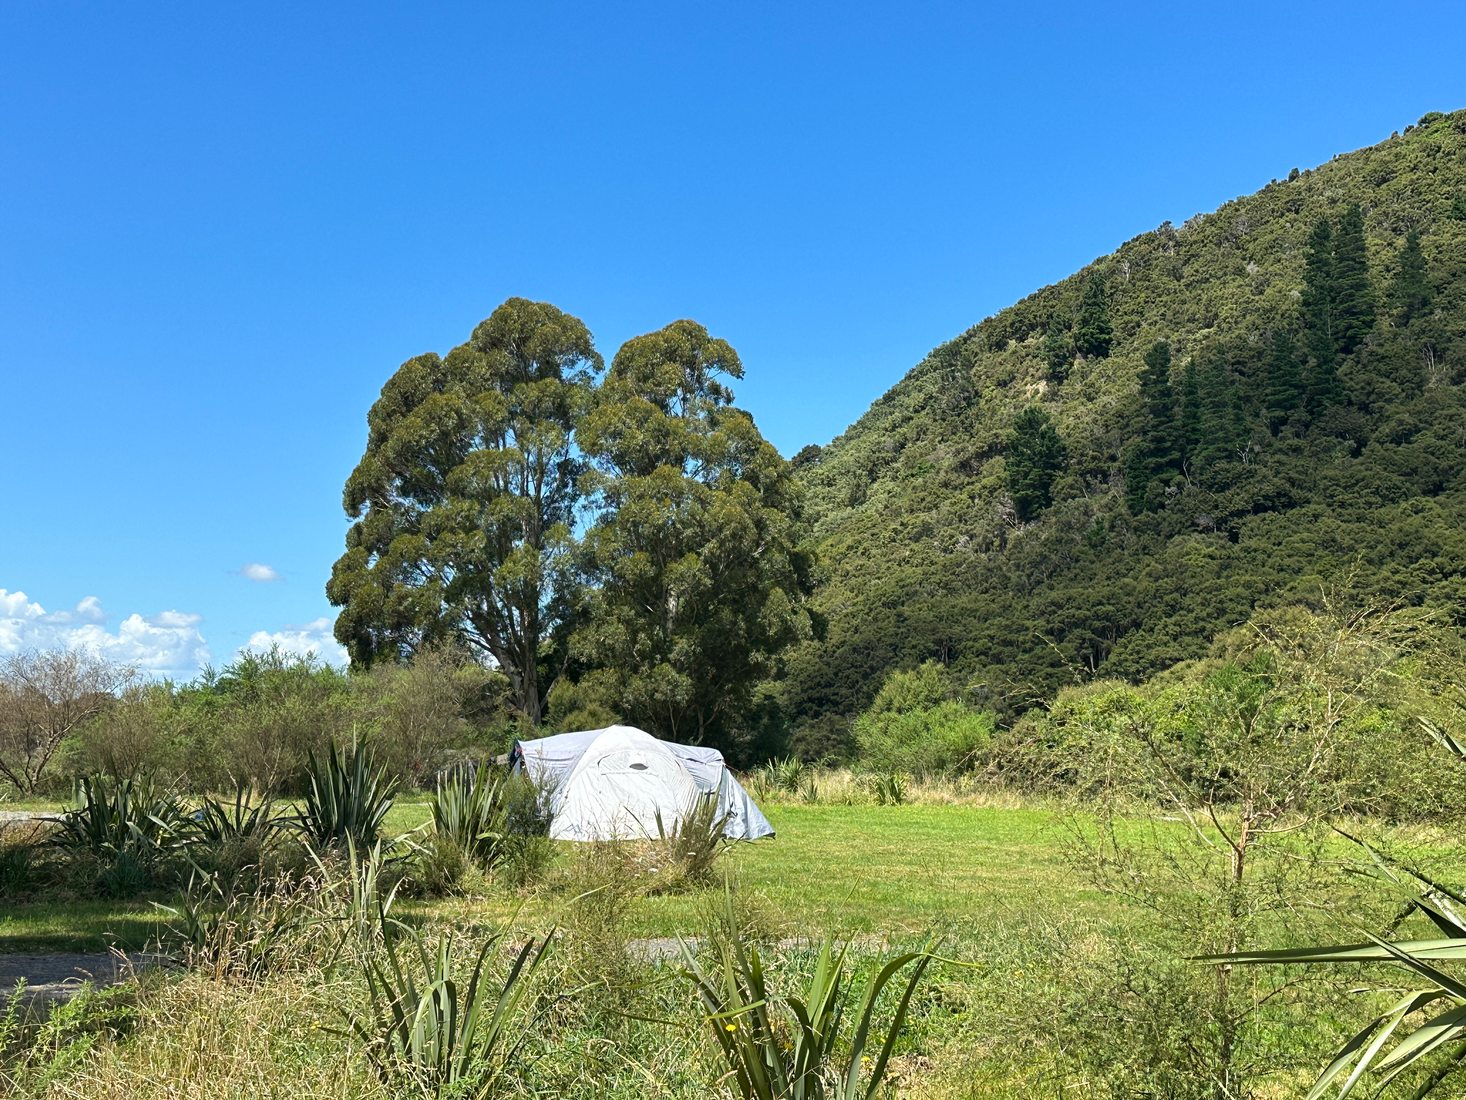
1003 604 1466 822
851 662 994 777
854 701 993 779
784 110 1466 735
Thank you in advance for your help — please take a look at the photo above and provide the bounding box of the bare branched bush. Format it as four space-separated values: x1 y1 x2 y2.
0 647 134 794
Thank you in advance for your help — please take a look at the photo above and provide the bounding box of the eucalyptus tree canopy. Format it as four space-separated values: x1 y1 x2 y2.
327 298 602 723
575 320 812 750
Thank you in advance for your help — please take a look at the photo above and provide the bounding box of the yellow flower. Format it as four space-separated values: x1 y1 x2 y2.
724 1022 738 1033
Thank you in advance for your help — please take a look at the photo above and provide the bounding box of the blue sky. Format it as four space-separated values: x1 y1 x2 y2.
2 1 1462 676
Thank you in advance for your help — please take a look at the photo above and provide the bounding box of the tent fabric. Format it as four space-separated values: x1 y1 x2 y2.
511 724 774 842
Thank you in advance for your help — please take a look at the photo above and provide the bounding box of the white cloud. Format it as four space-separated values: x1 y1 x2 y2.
241 563 280 583
242 616 348 667
0 589 211 677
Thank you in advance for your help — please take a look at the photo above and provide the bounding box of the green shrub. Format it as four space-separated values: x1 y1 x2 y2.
67 681 190 784
430 767 508 867
851 663 994 779
205 647 355 793
356 646 510 787
757 756 810 795
411 832 489 898
853 701 993 779
428 767 551 892
862 771 908 805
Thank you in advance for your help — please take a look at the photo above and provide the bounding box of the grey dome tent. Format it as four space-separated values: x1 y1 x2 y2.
509 724 774 842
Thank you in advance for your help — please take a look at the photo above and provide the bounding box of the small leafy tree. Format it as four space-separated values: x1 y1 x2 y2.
1213 713 1466 1097
1051 604 1430 1095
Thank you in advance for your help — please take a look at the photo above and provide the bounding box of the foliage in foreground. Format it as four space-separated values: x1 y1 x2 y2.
682 894 933 1100
353 919 554 1098
1215 718 1466 1097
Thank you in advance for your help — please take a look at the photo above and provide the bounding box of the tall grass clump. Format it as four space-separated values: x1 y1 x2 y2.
159 870 317 979
756 757 809 798
652 793 731 892
0 820 55 898
298 740 395 851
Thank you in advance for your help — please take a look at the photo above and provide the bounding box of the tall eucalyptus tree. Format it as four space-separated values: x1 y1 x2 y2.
328 298 601 723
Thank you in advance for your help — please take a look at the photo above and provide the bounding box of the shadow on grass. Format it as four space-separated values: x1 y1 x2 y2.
0 898 171 954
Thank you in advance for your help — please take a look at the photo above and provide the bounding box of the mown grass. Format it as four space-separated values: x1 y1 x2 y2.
400 801 1136 941
5 801 1100 950
0 899 170 954
0 798 1383 951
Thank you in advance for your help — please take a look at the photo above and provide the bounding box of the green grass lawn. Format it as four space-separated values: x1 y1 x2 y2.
0 800 1128 952
405 801 1132 939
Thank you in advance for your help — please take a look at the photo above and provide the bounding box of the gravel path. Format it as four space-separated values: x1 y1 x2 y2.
0 952 136 989
0 951 160 1014
0 810 62 826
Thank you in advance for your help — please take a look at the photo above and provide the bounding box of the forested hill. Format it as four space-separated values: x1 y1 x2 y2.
782 109 1466 753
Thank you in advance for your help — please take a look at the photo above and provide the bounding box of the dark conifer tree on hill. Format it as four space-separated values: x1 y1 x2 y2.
1043 315 1074 379
1139 340 1180 458
1301 217 1346 414
1263 327 1304 433
1179 360 1202 463
1331 203 1376 355
1006 407 1067 522
1124 340 1182 513
1301 217 1336 369
1074 272 1113 359
1194 354 1246 474
1392 228 1432 323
